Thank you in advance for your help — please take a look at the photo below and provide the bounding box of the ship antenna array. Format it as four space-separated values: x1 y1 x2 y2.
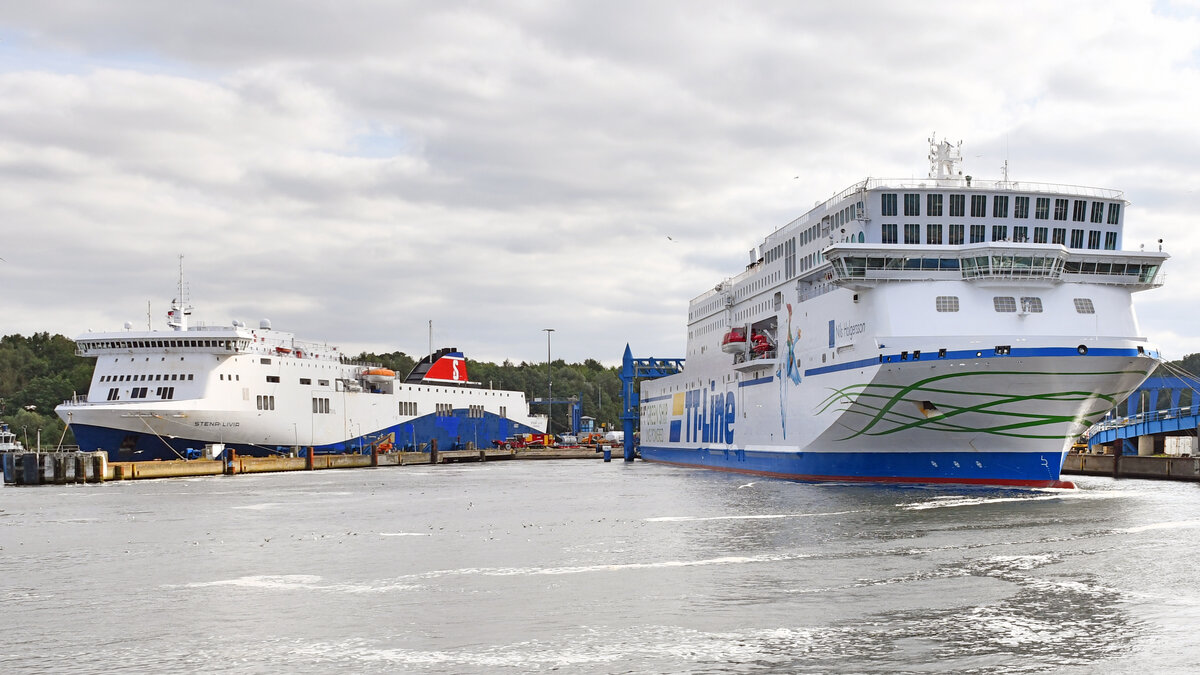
927 132 963 180
168 254 193 331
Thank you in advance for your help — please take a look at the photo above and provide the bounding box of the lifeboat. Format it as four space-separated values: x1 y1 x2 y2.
721 329 748 354
361 367 396 384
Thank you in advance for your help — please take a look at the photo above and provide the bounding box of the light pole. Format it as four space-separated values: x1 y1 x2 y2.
543 328 555 436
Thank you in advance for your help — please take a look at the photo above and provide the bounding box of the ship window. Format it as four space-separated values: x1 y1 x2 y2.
300 378 311 385
948 224 964 245
1014 226 1028 242
1087 231 1101 249
266 375 280 383
1091 201 1104 223
970 195 987 217
500 406 507 418
1107 203 1121 225
993 195 1009 218
991 225 1008 241
993 296 1017 313
107 388 119 401
904 224 920 244
1034 227 1048 244
1073 200 1087 222
927 194 943 216
935 296 960 312
1054 198 1068 220
904 193 920 216
1035 197 1050 219
1052 228 1066 245
260 358 271 365
882 223 898 244
1070 229 1085 248
1014 196 1030 218
219 374 224 381
1074 298 1096 314
881 193 898 216
318 379 329 386
1104 232 1117 250
1020 297 1043 313
950 194 965 217
926 224 942 245
969 225 986 243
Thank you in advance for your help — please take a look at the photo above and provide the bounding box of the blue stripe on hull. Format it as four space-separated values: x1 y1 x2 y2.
71 411 542 462
638 445 1074 489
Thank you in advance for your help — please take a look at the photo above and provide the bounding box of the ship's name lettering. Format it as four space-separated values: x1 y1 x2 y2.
684 388 735 445
194 421 240 428
836 321 867 339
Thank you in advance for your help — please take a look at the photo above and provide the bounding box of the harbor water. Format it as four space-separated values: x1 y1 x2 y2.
3 460 1200 673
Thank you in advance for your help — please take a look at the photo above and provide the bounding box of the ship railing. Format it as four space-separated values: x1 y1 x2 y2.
855 177 1123 200
1084 406 1195 436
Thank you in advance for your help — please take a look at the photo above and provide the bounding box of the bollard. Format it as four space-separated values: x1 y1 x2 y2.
305 447 314 471
371 445 379 467
430 438 439 464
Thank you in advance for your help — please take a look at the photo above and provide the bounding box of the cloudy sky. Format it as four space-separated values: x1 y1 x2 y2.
2 1 1199 365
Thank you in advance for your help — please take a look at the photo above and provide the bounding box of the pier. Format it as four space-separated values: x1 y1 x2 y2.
2 446 609 486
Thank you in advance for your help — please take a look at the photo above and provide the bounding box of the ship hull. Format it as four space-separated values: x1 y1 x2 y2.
638 447 1075 488
639 348 1156 488
67 409 542 462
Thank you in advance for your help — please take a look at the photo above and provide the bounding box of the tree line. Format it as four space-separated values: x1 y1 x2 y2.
0 333 626 449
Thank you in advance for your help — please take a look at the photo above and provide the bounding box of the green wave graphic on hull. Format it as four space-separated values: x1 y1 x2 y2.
815 369 1144 441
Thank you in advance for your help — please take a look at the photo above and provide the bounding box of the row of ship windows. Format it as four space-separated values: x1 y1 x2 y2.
256 395 275 411
737 271 781 300
881 223 1117 249
881 194 1120 224
313 398 331 414
105 386 176 401
935 296 1095 314
101 373 195 383
82 339 244 351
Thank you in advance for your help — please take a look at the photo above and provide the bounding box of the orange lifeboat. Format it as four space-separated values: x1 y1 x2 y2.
362 367 396 383
721 329 748 354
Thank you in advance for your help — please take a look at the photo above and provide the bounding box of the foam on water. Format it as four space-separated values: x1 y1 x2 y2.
645 509 864 522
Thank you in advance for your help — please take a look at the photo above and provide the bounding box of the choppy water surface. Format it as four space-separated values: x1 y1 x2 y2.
3 461 1200 673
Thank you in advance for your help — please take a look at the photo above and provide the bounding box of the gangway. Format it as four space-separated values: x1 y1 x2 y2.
1085 375 1200 454
620 344 685 462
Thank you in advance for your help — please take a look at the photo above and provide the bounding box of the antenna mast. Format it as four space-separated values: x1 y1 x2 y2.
166 254 193 332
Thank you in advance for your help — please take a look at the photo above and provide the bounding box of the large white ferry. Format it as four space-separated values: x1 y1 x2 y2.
56 280 546 461
638 137 1167 487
